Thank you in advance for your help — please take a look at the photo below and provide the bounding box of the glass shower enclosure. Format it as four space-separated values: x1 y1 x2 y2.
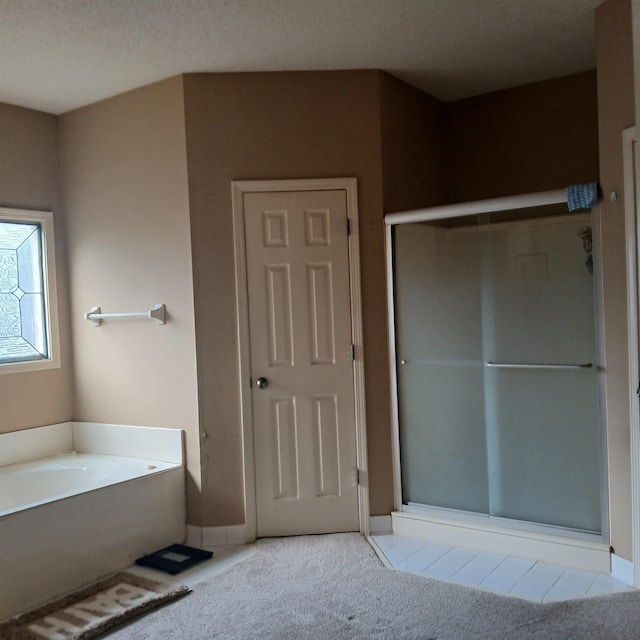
387 193 603 535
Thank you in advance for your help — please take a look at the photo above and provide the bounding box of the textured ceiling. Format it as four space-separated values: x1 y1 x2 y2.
0 0 602 114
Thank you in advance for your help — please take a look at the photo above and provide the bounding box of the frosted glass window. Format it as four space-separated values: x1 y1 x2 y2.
0 222 48 363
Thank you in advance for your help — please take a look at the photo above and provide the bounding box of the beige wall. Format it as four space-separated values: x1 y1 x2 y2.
379 73 447 212
183 69 606 528
596 0 636 560
445 71 599 202
1 62 615 540
59 77 202 523
183 71 395 524
0 102 73 432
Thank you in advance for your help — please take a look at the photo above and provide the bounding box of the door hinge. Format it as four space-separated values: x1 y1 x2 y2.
351 344 355 361
347 218 351 235
636 384 640 399
356 468 360 484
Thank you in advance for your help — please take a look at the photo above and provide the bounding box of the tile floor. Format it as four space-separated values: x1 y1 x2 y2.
370 533 633 603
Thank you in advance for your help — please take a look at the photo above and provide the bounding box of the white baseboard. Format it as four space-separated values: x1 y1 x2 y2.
366 535 393 568
392 511 610 573
611 553 634 586
186 525 203 547
369 515 392 534
186 524 247 547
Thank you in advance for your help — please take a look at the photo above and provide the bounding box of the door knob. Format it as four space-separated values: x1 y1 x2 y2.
255 377 269 389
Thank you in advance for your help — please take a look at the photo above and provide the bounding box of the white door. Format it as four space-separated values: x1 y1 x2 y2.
243 189 359 537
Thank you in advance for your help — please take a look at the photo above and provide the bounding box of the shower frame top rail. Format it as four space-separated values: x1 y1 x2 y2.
384 189 567 225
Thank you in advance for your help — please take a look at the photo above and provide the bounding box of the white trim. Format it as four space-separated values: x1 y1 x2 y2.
344 181 371 536
366 535 393 568
185 524 203 547
369 515 393 534
185 525 248 547
0 207 60 374
391 511 610 573
612 553 635 586
402 503 602 542
385 189 567 225
592 200 610 544
385 223 403 511
231 182 257 542
202 524 248 547
623 125 640 588
231 178 369 541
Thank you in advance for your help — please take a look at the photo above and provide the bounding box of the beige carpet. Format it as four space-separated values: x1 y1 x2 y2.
0 573 189 640
104 533 640 639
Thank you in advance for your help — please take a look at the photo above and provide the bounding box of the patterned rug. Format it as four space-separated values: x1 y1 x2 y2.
0 572 189 639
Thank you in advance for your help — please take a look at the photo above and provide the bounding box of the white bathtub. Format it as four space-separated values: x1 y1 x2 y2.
0 453 177 517
0 423 186 621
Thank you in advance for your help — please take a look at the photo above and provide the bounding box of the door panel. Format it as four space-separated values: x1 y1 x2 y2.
307 264 335 363
265 265 294 366
244 189 358 537
312 394 341 496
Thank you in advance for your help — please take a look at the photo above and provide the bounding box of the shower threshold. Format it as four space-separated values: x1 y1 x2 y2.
392 506 609 574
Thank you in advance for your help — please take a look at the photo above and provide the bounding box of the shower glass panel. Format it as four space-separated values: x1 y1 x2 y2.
394 205 601 533
395 218 489 514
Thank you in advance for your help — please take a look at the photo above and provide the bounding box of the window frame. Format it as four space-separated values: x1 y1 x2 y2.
0 207 60 374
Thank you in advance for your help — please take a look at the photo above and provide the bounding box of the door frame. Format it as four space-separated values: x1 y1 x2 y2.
231 177 369 541
623 126 640 587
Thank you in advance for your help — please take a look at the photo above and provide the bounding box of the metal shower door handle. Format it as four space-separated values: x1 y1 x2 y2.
485 362 592 370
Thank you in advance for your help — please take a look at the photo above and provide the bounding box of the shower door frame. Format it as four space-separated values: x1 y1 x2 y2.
624 125 640 587
385 189 609 540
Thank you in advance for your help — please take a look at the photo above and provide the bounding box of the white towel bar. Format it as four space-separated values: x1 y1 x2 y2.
84 303 166 327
